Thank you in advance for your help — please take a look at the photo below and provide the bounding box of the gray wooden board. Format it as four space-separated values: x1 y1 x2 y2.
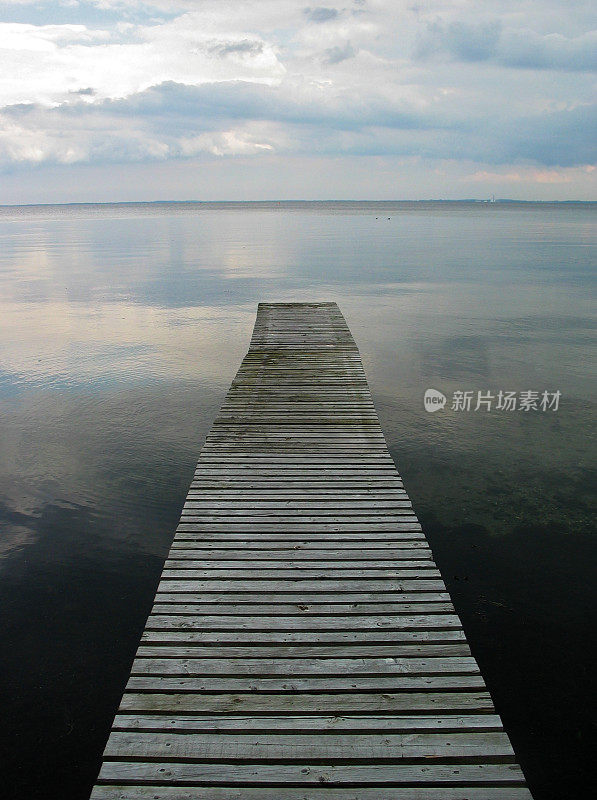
173 531 425 541
123 675 487 691
140 630 466 645
96 761 526 785
144 614 461 630
158 570 441 579
91 787 534 799
168 542 431 551
182 490 409 496
135 644 473 659
111 714 502 732
91 302 531 798
153 592 451 603
181 501 413 509
162 560 435 569
150 602 452 614
173 524 424 532
118 691 497 714
156 580 448 592
129 656 479 676
101 731 513 760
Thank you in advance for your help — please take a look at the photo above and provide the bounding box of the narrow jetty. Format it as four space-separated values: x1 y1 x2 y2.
91 302 531 799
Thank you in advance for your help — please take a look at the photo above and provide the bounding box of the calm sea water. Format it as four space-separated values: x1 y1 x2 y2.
0 201 595 799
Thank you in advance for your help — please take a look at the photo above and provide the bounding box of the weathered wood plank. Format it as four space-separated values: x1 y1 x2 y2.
129 656 480 676
174 527 425 537
183 519 412 528
118 690 497 714
150 602 453 614
102 731 514 760
111 714 503 732
153 592 451 603
96 761 527 785
158 570 441 580
140 630 467 644
164 555 433 565
156 580 448 593
123 675 487 692
168 543 431 553
173 531 425 541
135 643 473 658
91 787 533 799
144 613 462 630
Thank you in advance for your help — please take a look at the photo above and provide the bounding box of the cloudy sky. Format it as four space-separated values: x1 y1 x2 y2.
0 0 595 202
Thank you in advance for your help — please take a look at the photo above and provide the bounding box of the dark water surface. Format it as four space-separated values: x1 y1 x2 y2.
0 201 595 799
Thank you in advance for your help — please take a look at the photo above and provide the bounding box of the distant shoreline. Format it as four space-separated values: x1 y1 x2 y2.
0 199 595 209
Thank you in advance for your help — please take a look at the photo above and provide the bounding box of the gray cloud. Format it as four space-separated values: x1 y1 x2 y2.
70 87 97 97
498 29 597 72
3 78 594 171
415 19 597 72
415 20 501 62
323 41 357 64
209 39 265 58
97 80 439 133
304 7 339 23
496 104 597 166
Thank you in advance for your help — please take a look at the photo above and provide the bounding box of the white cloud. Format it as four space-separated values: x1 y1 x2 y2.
0 16 285 107
179 127 277 157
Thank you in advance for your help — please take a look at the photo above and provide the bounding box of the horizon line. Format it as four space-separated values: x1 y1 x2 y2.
1 198 595 208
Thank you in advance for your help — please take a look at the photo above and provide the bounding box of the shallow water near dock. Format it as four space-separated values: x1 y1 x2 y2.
0 201 595 799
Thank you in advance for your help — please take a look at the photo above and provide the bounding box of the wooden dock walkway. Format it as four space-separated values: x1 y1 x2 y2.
91 302 532 799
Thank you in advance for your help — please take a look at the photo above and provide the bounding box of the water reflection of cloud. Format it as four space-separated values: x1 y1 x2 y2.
417 335 491 381
0 384 224 559
0 524 36 561
0 211 295 309
0 300 254 390
0 501 38 561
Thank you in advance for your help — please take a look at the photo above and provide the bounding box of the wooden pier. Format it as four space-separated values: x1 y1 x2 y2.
91 302 531 799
